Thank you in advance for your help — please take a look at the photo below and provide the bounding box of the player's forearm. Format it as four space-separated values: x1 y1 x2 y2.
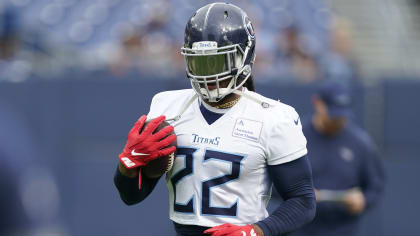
256 195 316 236
258 156 316 235
113 165 160 205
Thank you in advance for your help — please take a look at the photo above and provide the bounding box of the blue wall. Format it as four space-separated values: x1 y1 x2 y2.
0 77 419 236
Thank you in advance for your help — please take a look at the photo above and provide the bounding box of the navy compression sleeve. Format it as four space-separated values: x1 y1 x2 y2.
256 155 316 236
113 166 160 205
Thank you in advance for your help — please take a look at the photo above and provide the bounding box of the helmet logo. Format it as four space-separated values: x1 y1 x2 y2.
192 41 218 50
244 17 255 38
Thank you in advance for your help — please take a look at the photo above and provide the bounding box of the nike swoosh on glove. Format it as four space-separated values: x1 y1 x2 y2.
204 223 258 236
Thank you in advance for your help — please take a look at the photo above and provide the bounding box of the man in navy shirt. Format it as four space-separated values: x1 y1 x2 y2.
289 82 385 236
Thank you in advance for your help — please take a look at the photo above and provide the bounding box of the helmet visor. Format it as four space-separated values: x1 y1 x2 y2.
186 54 229 76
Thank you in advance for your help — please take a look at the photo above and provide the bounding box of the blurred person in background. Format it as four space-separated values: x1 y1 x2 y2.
0 100 62 236
0 104 31 235
0 5 32 82
272 26 321 83
109 0 182 78
0 7 33 220
109 29 146 77
288 82 385 236
0 102 30 236
320 16 360 86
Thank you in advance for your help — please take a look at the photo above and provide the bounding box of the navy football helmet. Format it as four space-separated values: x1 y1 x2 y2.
181 2 256 102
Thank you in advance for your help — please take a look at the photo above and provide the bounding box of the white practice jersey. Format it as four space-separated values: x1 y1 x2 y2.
147 89 307 227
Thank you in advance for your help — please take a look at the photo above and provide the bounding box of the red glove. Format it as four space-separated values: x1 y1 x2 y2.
119 115 176 168
204 223 258 236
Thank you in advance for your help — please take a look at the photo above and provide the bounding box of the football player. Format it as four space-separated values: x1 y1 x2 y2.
114 3 316 236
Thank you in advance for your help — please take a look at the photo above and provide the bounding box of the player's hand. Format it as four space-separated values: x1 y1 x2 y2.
118 115 176 169
342 188 366 215
204 223 262 236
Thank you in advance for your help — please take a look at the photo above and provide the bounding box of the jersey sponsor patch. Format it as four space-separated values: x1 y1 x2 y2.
232 118 263 142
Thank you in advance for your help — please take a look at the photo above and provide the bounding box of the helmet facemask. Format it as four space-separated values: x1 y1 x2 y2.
181 42 251 103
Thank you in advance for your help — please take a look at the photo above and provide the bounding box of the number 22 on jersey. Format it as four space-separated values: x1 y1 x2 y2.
169 147 245 217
